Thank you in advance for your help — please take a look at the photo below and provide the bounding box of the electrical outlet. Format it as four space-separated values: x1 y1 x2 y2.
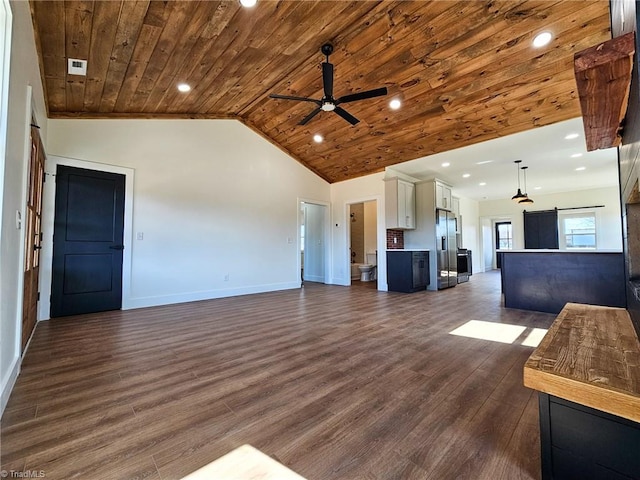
136 232 144 240
393 237 398 244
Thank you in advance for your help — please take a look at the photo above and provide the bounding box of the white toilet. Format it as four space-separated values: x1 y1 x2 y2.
358 253 377 282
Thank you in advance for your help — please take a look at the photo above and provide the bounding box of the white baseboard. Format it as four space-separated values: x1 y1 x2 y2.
123 281 301 310
1 355 20 418
303 275 325 283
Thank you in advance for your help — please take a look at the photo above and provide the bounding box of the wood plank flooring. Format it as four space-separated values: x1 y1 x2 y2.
1 271 555 480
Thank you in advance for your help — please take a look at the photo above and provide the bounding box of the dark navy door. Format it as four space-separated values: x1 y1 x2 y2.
51 165 125 317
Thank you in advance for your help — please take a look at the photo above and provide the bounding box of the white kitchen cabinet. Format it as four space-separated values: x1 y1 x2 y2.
384 177 416 229
452 196 461 233
451 196 460 216
435 181 453 210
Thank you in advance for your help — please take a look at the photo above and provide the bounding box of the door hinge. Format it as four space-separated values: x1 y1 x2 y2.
39 232 43 242
37 291 40 301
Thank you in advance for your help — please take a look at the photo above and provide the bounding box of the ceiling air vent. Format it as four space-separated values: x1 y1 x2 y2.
67 58 87 76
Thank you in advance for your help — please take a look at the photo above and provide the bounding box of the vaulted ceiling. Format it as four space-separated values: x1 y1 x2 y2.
29 1 611 183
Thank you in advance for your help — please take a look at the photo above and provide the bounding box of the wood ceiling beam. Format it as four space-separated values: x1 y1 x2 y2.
574 31 635 151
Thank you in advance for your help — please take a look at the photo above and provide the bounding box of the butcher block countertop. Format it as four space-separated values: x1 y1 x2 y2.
524 303 640 423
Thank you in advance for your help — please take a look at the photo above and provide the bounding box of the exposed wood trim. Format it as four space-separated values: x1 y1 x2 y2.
48 112 241 120
574 31 635 151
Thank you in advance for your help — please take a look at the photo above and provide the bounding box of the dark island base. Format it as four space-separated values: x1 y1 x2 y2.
500 251 625 314
538 393 640 480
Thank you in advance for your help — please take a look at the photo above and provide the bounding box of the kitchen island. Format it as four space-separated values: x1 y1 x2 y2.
499 249 625 313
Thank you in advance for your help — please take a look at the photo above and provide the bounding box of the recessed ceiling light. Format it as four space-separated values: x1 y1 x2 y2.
533 31 552 48
239 0 257 7
462 173 471 178
565 133 579 140
313 134 323 143
534 186 542 190
576 166 586 171
571 153 583 158
479 182 487 186
389 99 401 110
476 160 493 165
177 83 191 92
442 162 450 167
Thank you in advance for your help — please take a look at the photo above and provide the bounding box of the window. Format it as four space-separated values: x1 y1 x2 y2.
560 212 596 249
496 222 513 250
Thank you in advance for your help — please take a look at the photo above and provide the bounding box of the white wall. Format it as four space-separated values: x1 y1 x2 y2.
479 186 623 268
1 0 48 414
44 119 330 310
457 196 482 274
330 172 387 289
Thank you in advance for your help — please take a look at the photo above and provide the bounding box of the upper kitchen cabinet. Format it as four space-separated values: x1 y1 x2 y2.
451 196 460 217
385 177 416 229
435 181 453 211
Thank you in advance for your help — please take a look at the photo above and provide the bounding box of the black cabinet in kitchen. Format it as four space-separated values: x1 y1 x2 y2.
387 250 429 293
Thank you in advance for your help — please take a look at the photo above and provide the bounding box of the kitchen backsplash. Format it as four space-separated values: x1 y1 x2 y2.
386 229 404 249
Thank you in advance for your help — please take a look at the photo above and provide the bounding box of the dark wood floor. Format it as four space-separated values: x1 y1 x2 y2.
1 270 555 480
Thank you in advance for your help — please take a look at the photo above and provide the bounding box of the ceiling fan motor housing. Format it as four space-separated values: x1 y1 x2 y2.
269 42 387 126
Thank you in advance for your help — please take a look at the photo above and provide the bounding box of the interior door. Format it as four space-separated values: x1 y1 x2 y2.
51 166 126 317
302 203 325 283
21 123 45 350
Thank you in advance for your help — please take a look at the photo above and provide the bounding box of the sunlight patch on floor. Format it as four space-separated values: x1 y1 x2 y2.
180 444 307 480
521 327 549 347
449 320 548 347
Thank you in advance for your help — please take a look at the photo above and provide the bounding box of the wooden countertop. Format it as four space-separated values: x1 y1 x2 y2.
524 303 640 422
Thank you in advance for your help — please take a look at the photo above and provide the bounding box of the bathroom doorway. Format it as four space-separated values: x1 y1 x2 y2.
348 200 378 288
300 202 327 284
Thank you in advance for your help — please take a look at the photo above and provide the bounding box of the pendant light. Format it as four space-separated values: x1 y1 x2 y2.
518 166 534 204
511 160 527 202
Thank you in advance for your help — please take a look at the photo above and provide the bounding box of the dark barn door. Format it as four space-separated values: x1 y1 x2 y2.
51 166 125 317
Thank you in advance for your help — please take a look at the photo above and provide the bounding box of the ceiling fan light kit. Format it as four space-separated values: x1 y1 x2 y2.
270 43 388 126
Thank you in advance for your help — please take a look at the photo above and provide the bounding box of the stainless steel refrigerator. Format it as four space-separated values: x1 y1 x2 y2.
436 209 457 289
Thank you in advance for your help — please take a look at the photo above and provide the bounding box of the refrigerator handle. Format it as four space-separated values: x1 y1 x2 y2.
441 236 447 250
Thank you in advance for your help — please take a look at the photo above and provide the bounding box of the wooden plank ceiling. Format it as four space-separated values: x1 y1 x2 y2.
30 1 611 183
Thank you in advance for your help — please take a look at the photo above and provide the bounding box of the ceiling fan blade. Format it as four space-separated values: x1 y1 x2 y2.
322 62 334 98
270 94 320 104
334 106 359 125
299 107 322 126
336 87 388 104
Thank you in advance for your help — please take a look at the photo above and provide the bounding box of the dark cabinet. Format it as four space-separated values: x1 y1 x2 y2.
387 250 429 293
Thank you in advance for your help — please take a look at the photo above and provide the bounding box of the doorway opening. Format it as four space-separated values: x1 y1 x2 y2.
300 202 327 284
348 200 378 288
495 221 513 269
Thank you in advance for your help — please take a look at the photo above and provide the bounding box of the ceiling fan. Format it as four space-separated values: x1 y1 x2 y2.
269 43 388 126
